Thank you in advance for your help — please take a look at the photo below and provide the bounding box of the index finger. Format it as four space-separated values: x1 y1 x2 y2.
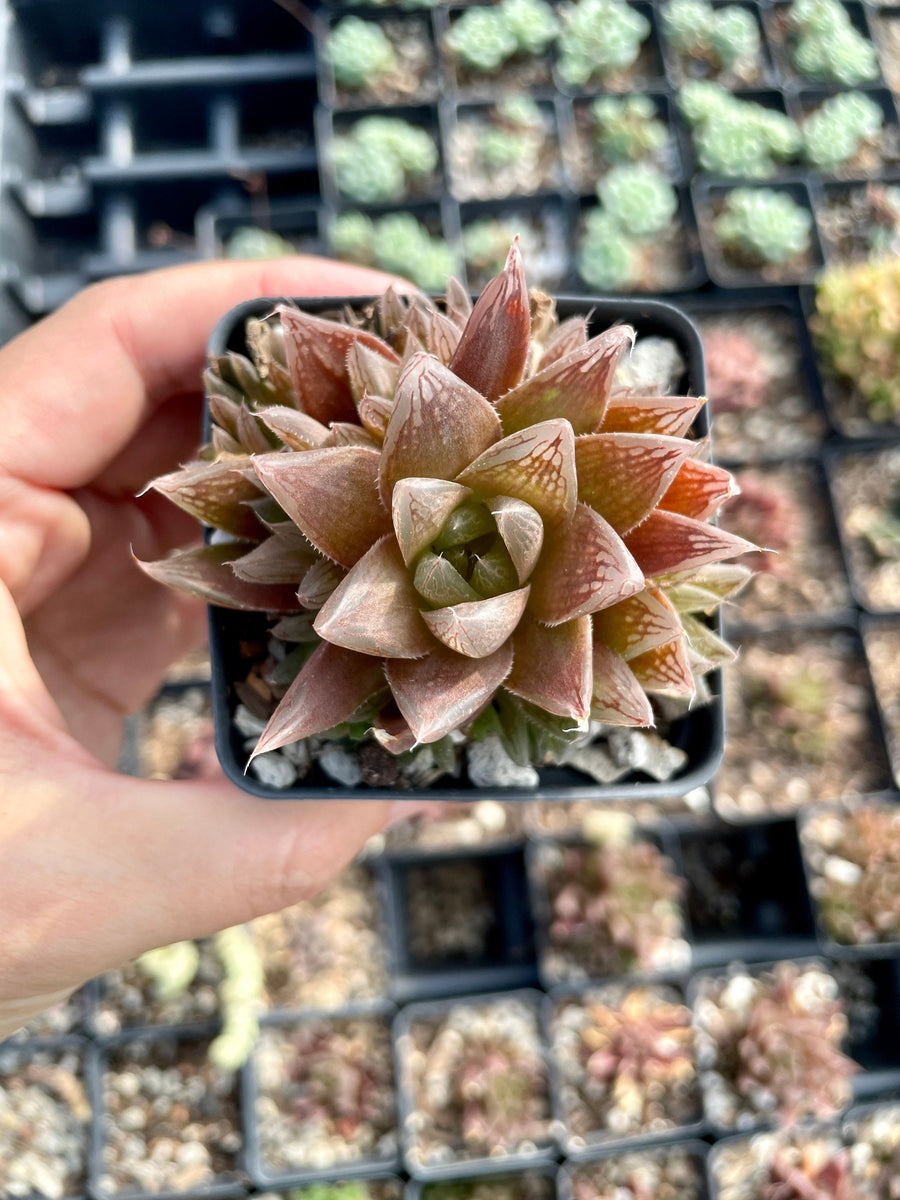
0 256 403 492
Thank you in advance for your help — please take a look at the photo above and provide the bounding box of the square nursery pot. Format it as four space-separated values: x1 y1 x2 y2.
205 292 724 802
405 1164 558 1200
559 1140 709 1200
862 616 900 787
707 1121 847 1200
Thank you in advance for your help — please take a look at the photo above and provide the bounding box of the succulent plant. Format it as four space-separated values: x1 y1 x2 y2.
662 0 761 74
553 985 700 1140
713 188 813 266
570 1146 704 1200
591 95 669 166
701 326 772 413
444 0 558 73
788 0 879 83
499 0 560 55
679 82 801 178
812 256 900 422
332 117 438 205
139 246 752 779
577 210 639 291
558 0 650 88
804 91 883 170
600 164 678 237
331 212 457 294
422 1177 553 1200
225 226 296 260
327 17 398 91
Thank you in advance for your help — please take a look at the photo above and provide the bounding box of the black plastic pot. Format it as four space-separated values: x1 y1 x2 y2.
811 174 900 274
823 443 900 612
559 1139 709 1200
660 0 777 90
559 89 685 190
195 196 325 262
206 291 724 802
861 616 900 788
793 87 900 179
405 1164 558 1200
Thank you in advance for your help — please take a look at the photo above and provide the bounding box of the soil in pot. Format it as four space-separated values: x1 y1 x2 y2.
98 1034 242 1194
863 619 900 786
461 208 569 294
447 99 563 201
133 686 218 781
249 862 390 1010
710 1125 851 1200
372 800 526 855
326 14 437 108
530 831 689 983
253 1013 397 1176
0 1042 90 1199
696 310 827 462
829 447 900 610
523 792 712 838
417 1174 554 1199
93 939 223 1036
399 994 553 1171
800 802 900 948
692 960 860 1132
550 983 701 1149
565 94 680 189
814 181 900 266
402 858 500 965
717 461 851 627
716 627 891 820
566 1144 705 1200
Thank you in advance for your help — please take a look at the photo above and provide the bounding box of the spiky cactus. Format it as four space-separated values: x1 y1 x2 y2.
139 246 752 781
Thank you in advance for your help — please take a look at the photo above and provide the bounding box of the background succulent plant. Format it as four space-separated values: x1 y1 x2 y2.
662 0 761 75
679 82 801 178
326 17 398 91
557 0 651 87
331 212 457 294
713 188 813 267
787 0 878 84
140 247 751 782
803 91 883 171
591 95 669 166
331 117 438 205
444 0 558 73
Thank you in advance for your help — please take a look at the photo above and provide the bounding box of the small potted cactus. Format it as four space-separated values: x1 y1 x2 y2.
139 245 753 798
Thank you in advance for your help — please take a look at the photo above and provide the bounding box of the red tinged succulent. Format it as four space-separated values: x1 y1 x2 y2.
139 244 753 767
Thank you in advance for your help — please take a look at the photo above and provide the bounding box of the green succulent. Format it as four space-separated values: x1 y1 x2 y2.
577 209 639 290
332 117 438 204
662 0 761 73
804 91 883 170
291 1185 371 1200
444 6 518 72
497 95 545 130
500 0 560 55
661 0 712 53
713 187 813 266
680 82 801 177
462 219 521 279
558 0 650 87
331 211 456 294
789 0 879 83
599 164 678 237
591 95 669 165
330 211 376 262
326 17 398 90
224 227 296 260
478 126 535 171
709 5 761 70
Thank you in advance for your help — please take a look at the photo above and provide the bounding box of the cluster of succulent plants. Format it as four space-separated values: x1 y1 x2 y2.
712 1128 858 1200
803 91 884 171
332 117 438 205
402 997 552 1165
536 816 689 981
812 256 900 423
421 1174 554 1200
662 0 762 78
713 188 813 267
701 325 772 414
679 81 801 178
569 1146 704 1200
462 219 528 282
326 17 398 91
578 164 679 289
590 95 669 167
787 0 879 84
557 0 651 88
140 246 752 784
444 0 558 74
552 984 700 1143
331 211 456 293
693 962 859 1128
801 804 900 945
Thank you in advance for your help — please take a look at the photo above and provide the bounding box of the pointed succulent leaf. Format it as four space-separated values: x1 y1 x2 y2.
297 557 346 609
148 458 264 539
208 393 240 438
681 612 736 667
662 562 753 613
432 499 495 549
322 422 379 448
212 427 243 456
279 305 400 425
600 394 706 437
346 340 401 404
490 495 544 583
314 536 434 658
414 552 481 606
444 276 473 329
541 315 589 367
222 350 282 408
592 586 684 662
625 510 756 577
574 432 693 534
235 405 276 455
379 352 502 507
470 543 519 596
357 393 394 441
228 535 317 585
529 502 645 626
253 447 390 569
425 309 462 364
135 544 299 612
249 642 386 762
263 519 312 549
256 406 329 450
591 641 654 726
659 458 737 521
204 368 243 407
386 641 514 744
377 284 410 339
457 419 577 525
495 326 634 435
421 587 530 658
392 478 472 566
628 635 695 698
270 612 319 642
506 614 592 720
448 241 530 401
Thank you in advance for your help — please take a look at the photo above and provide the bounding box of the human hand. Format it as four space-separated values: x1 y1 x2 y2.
0 258 428 1038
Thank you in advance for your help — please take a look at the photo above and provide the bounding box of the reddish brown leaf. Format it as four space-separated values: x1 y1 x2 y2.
387 641 514 744
346 340 400 403
280 305 399 425
256 406 329 450
357 393 394 441
249 642 386 761
148 457 264 539
490 495 544 583
378 352 502 507
228 536 317 585
507 614 592 720
235 405 274 454
457 419 577 525
624 510 755 577
421 587 530 658
444 276 473 329
591 641 654 726
628 635 695 698
392 478 472 566
575 432 693 534
297 558 345 609
314 536 434 658
495 326 634 435
253 447 390 569
658 458 737 521
322 423 379 449
529 502 645 625
135 544 299 612
592 586 684 662
448 240 530 401
599 394 706 437
541 315 589 367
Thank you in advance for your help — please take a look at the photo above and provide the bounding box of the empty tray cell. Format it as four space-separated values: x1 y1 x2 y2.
239 77 318 151
10 2 102 87
130 92 211 154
